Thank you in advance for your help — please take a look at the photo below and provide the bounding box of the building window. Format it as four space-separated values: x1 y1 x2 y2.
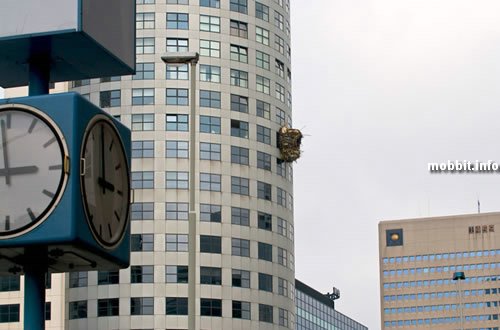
136 37 155 54
256 27 269 45
258 272 273 291
230 45 248 63
257 181 272 201
166 114 189 131
256 51 270 70
137 0 155 3
167 12 189 29
165 266 188 283
277 217 288 237
231 176 249 195
276 83 285 102
200 142 221 161
230 69 248 88
278 247 287 266
133 62 155 80
98 271 120 285
277 187 287 207
200 15 220 32
200 298 222 317
259 304 273 323
200 90 221 108
232 269 250 288
165 202 188 220
98 298 119 317
287 91 292 107
45 302 51 321
231 120 249 139
132 88 154 105
0 276 20 292
200 204 221 222
257 151 271 171
230 20 248 38
276 108 286 126
276 160 287 178
200 235 221 254
232 301 250 320
130 297 154 315
131 202 154 220
257 125 271 144
166 171 189 189
230 94 248 113
200 173 221 191
258 243 273 262
200 116 221 134
166 298 188 315
200 0 219 8
166 64 188 80
131 114 154 131
279 308 289 327
275 59 285 78
167 0 188 3
274 11 284 31
256 100 270 119
200 40 220 57
230 0 247 14
255 2 269 21
131 265 154 283
231 146 249 165
258 212 272 231
166 140 188 158
200 65 221 83
166 88 188 105
231 207 249 226
99 90 121 108
131 171 154 189
275 34 285 55
136 12 155 29
132 140 154 159
0 304 19 323
69 301 87 320
166 234 189 252
256 75 270 94
131 234 154 251
232 238 250 257
72 79 90 87
200 267 222 285
167 38 189 52
100 76 121 83
69 272 87 288
278 277 288 296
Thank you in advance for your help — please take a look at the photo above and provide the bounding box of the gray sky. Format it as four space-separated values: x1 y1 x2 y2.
292 0 500 328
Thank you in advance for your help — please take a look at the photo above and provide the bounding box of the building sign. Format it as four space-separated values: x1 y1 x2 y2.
468 225 495 234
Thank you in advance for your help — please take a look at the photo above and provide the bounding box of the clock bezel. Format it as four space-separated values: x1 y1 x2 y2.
80 115 130 250
0 104 69 239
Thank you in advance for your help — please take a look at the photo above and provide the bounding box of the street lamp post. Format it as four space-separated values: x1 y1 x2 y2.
161 52 199 330
453 271 465 330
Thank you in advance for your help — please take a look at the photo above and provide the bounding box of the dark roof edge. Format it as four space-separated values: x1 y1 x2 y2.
295 279 335 308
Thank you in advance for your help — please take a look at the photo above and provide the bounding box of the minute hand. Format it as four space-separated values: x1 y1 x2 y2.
0 166 38 176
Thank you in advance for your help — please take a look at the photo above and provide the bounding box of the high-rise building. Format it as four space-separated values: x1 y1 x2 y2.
295 279 368 330
379 212 500 329
65 1 295 329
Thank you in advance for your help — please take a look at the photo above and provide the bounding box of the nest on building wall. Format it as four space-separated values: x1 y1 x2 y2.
277 126 303 162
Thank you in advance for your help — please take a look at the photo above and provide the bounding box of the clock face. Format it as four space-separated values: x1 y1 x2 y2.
81 116 130 249
0 105 68 238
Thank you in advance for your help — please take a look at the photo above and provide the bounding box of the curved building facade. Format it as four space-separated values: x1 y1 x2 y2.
68 0 295 329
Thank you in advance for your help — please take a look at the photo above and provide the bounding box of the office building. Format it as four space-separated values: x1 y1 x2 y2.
295 279 368 330
379 212 500 329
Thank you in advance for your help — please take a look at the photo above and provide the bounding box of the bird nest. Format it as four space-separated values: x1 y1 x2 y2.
277 126 303 162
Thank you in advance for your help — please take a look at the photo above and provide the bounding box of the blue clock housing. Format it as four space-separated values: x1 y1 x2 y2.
0 92 131 274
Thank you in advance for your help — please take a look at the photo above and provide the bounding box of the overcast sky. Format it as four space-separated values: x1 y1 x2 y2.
292 0 500 328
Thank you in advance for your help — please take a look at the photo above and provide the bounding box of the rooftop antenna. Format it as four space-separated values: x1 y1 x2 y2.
478 200 480 214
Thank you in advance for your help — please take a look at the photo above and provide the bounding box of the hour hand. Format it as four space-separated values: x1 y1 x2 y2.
98 177 115 192
0 165 38 177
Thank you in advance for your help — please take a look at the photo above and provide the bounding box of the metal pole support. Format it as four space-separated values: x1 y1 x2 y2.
23 248 48 330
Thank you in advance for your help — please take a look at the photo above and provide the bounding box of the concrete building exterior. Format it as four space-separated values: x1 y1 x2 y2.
379 212 500 329
295 280 367 330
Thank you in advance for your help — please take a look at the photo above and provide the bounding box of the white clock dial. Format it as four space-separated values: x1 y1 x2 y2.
81 116 130 248
0 106 68 237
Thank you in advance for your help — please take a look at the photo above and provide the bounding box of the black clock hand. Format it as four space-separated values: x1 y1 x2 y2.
100 124 106 194
0 165 38 176
97 177 115 192
0 120 11 185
